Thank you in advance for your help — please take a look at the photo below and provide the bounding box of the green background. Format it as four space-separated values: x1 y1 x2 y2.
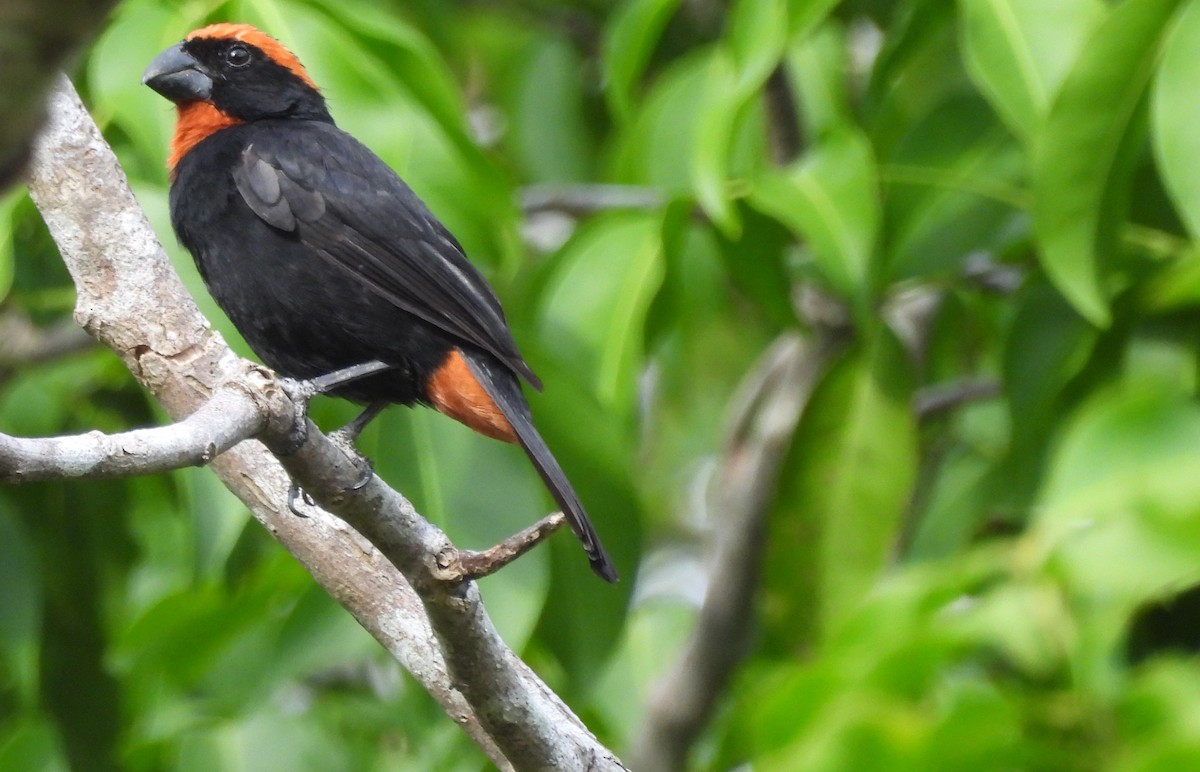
6 0 1200 768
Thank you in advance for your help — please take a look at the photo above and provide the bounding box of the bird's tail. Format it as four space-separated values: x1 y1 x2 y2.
463 353 619 582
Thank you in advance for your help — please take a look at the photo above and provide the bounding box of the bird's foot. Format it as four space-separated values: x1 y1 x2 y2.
273 363 390 456
275 377 317 455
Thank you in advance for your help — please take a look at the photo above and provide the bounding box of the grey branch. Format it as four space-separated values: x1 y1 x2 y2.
25 75 625 772
630 333 843 771
435 512 568 583
915 378 1001 421
520 183 665 217
0 383 267 482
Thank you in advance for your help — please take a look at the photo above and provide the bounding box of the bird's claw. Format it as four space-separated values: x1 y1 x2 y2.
327 424 376 493
287 483 315 517
349 458 374 491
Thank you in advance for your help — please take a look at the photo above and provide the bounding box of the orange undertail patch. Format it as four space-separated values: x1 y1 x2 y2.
187 23 319 91
168 101 242 172
426 350 517 444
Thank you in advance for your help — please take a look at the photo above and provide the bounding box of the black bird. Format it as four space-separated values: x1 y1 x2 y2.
142 23 617 581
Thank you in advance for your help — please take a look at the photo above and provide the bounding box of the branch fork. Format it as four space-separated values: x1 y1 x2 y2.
20 74 626 772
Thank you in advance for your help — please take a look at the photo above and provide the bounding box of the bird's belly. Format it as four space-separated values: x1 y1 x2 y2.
193 235 448 405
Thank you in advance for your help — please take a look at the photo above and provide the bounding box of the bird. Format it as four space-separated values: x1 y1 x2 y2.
141 23 618 582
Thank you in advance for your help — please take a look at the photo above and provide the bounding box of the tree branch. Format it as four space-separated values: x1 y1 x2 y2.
0 382 266 482
520 183 666 217
630 332 843 771
0 0 119 187
25 74 625 772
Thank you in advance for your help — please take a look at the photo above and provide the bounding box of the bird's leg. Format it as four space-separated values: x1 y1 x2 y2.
275 360 391 455
276 362 391 515
307 360 392 394
332 401 388 444
328 401 387 490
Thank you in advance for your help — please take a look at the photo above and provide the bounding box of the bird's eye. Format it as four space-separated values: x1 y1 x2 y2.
224 44 252 68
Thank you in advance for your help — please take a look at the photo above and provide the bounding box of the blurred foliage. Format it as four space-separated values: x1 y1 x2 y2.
3 0 1200 769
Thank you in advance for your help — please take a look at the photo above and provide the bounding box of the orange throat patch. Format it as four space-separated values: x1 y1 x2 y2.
169 101 242 172
426 350 517 443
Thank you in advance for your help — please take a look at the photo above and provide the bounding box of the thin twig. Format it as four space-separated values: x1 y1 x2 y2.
434 513 568 583
520 183 665 217
914 378 1001 421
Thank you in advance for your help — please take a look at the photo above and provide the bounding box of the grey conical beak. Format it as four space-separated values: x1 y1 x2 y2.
142 43 212 103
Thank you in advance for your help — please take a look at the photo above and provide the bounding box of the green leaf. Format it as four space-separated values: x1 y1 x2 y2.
610 51 715 190
1032 0 1186 327
0 717 68 772
1141 246 1200 312
959 0 1106 141
690 0 788 232
881 95 1025 280
87 0 195 165
1034 384 1200 649
788 0 842 39
864 0 961 158
750 127 880 305
727 0 790 92
602 0 684 123
691 53 746 233
537 211 666 412
1153 0 1200 240
0 191 24 305
511 37 594 182
790 22 852 142
0 503 41 705
764 332 917 649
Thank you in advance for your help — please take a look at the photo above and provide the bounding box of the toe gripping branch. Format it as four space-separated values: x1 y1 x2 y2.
273 360 391 516
274 360 392 456
272 361 571 581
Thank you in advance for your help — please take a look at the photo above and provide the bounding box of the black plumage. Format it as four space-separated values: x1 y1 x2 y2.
144 24 617 581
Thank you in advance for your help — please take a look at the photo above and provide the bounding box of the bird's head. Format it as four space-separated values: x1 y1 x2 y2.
143 24 331 169
143 23 328 121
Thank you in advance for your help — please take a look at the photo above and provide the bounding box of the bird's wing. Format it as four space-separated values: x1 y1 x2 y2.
231 125 541 389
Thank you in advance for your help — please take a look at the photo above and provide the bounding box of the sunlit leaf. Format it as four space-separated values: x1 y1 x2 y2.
537 211 665 412
959 0 1106 141
690 0 788 232
602 0 684 122
790 22 852 141
750 127 880 306
1032 381 1200 693
1153 0 1200 240
1031 0 1185 326
788 0 841 39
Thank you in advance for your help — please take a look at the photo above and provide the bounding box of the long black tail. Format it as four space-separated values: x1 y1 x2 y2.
464 353 618 582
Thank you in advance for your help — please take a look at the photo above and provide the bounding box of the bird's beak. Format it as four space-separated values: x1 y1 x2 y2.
142 43 212 103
